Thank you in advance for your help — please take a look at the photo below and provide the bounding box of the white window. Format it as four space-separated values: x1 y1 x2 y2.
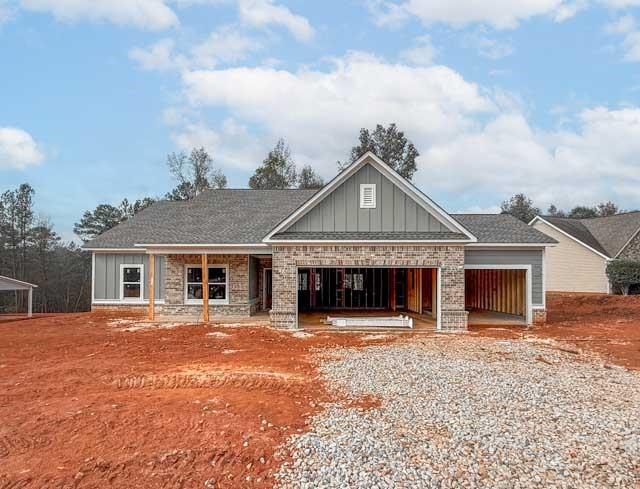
360 184 376 208
120 264 144 301
184 264 228 304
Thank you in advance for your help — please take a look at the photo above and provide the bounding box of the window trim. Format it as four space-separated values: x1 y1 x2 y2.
359 183 376 209
184 264 229 305
119 263 144 302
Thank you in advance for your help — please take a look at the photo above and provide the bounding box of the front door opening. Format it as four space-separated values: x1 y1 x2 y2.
297 267 438 330
263 268 272 311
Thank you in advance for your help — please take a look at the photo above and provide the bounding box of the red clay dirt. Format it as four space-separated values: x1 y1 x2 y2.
471 293 640 370
1 293 639 488
0 311 393 489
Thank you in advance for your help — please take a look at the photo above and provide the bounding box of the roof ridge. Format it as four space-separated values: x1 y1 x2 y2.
578 210 640 220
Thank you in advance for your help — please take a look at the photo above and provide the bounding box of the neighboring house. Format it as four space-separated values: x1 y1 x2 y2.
83 152 556 330
530 213 640 293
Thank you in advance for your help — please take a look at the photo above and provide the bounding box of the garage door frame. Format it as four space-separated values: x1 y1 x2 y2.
464 264 532 325
295 265 442 330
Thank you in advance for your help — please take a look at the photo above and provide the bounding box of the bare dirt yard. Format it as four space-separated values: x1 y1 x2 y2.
0 293 639 488
471 293 640 370
0 311 387 488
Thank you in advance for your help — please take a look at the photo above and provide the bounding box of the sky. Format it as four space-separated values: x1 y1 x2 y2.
1 0 640 241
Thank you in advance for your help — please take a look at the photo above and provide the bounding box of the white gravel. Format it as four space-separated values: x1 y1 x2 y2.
276 336 640 488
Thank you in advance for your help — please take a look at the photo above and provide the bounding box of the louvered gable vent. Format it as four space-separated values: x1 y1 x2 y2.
360 184 376 209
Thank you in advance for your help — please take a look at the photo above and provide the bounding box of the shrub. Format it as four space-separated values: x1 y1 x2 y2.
606 259 640 295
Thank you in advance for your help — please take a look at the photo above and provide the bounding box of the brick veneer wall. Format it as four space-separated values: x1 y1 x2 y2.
532 308 547 324
159 254 251 317
270 244 468 331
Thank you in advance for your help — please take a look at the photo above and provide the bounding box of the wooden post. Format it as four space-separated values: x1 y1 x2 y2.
27 287 33 318
201 253 209 323
148 254 155 321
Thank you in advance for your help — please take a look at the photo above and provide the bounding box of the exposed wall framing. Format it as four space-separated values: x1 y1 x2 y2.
465 269 526 317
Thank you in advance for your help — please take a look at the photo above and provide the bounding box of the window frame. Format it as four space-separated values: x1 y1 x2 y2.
359 183 376 209
119 263 144 302
184 264 229 305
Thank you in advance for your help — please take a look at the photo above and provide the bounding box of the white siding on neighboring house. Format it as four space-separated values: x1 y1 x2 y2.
532 221 609 293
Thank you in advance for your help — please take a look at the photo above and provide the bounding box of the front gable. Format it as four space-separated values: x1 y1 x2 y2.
264 152 476 242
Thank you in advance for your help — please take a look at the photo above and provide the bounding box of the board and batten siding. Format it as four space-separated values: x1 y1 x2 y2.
532 220 609 293
93 253 165 302
464 249 545 305
286 163 450 233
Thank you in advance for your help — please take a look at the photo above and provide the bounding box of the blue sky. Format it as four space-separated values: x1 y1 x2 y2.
1 0 640 241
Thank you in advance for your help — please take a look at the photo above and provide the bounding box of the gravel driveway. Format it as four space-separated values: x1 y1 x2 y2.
276 336 640 488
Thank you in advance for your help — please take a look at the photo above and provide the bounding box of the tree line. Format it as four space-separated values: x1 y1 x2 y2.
500 194 627 224
0 184 91 313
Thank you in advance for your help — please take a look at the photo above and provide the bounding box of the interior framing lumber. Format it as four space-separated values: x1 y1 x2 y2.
465 268 526 317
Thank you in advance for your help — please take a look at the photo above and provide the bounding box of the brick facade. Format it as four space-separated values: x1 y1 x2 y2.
269 244 468 331
532 308 547 324
159 254 252 317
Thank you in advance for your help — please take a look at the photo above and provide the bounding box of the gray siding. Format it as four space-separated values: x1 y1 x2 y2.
93 253 165 301
464 249 544 305
287 163 450 233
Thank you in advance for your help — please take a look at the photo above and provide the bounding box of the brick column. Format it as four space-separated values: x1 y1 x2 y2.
270 247 298 328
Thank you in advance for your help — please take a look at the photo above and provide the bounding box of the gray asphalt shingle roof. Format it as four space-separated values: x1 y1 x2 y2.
542 212 640 257
83 189 317 248
84 191 557 248
452 214 557 244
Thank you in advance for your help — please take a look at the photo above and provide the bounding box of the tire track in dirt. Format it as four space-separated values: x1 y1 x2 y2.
112 370 309 395
0 446 275 489
0 436 51 459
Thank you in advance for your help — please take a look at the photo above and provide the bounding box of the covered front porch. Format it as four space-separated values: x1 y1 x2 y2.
144 249 273 322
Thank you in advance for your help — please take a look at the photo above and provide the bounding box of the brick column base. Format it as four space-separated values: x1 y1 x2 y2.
532 308 547 324
440 310 468 331
270 309 297 329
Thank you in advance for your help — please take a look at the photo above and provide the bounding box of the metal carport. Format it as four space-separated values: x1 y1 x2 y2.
0 275 38 318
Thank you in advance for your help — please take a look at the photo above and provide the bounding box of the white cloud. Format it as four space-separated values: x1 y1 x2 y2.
19 0 178 30
236 0 314 41
172 52 640 209
129 38 182 71
130 25 262 71
190 24 263 67
182 52 494 170
421 107 640 207
0 127 44 170
0 1 16 23
172 118 265 170
399 35 438 65
463 29 515 59
605 15 640 61
601 0 640 7
368 0 578 29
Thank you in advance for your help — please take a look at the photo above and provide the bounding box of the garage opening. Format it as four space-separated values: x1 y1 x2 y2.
465 268 528 325
297 267 438 330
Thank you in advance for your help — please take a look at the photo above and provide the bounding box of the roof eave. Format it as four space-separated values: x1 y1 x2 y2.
529 216 610 259
265 239 474 245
